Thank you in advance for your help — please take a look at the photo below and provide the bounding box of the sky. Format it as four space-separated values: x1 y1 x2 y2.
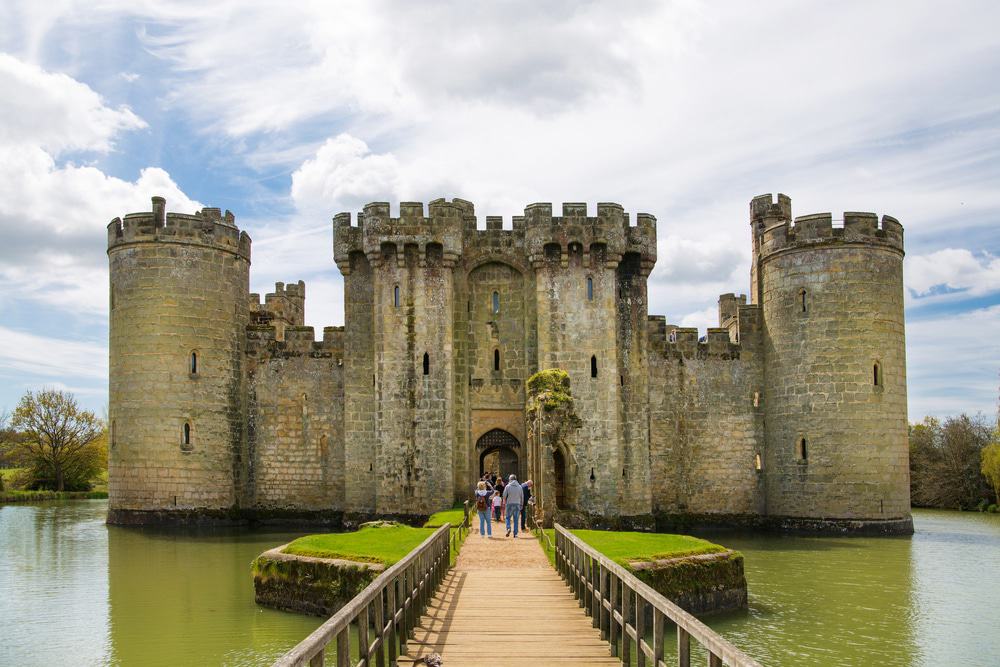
0 0 997 421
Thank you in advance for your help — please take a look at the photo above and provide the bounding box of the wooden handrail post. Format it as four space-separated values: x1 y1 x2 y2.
387 580 397 666
609 571 619 656
636 594 646 667
336 627 349 667
677 626 691 667
653 608 664 666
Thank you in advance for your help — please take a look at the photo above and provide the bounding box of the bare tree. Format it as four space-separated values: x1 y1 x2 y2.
10 390 104 492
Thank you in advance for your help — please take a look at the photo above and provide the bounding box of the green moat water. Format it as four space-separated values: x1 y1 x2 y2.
1 501 997 666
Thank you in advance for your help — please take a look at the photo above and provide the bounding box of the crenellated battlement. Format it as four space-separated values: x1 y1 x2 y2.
107 196 251 260
250 280 306 333
333 199 467 273
245 323 344 359
333 199 658 274
522 202 656 270
751 194 904 260
646 316 746 361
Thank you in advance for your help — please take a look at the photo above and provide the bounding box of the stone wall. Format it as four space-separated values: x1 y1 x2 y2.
340 251 377 514
468 260 529 480
534 241 622 517
246 326 344 512
647 306 764 517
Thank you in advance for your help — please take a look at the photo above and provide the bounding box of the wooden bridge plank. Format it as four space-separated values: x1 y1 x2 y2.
399 528 618 666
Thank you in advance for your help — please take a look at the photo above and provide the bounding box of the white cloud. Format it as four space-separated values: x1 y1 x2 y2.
906 305 1000 419
291 135 403 217
679 306 717 332
0 325 107 381
0 52 145 154
905 248 1000 298
0 54 199 321
0 146 201 317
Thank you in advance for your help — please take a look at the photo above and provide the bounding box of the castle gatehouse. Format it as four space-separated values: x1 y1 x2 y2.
106 194 912 533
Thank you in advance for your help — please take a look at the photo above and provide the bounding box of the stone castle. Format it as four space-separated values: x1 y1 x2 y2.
106 193 912 533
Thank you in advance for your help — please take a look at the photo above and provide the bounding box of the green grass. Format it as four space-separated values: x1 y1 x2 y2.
283 524 435 565
424 506 467 528
571 529 725 566
424 503 474 566
0 490 108 503
536 528 556 566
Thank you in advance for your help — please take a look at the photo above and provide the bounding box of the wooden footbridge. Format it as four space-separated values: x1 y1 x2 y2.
273 514 762 667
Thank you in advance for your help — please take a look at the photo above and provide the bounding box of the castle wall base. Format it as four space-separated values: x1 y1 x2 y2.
106 507 344 528
549 510 656 532
653 512 914 536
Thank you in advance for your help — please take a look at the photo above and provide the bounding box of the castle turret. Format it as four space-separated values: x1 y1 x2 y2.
752 194 911 532
107 197 251 522
335 201 463 517
526 203 656 522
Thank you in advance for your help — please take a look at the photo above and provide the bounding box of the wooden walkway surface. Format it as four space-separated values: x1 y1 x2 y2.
398 518 618 667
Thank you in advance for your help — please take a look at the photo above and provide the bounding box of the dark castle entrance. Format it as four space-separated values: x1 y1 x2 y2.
477 429 520 478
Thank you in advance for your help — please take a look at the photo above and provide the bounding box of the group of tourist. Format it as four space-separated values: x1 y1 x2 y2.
474 473 533 538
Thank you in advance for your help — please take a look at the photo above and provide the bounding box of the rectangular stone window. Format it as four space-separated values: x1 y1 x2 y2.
796 437 808 462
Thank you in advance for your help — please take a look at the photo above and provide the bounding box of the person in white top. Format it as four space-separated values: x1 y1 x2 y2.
492 490 502 522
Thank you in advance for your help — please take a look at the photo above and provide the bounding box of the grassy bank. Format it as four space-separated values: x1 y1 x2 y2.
283 523 435 565
1 490 108 504
536 527 725 565
424 503 473 566
573 529 724 565
534 527 746 614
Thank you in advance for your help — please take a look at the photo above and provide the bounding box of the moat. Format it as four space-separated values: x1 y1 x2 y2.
0 501 996 666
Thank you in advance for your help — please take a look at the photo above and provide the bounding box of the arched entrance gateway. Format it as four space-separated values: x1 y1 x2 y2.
477 429 520 478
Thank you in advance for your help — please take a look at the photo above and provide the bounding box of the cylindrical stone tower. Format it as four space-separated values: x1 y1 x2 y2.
752 194 911 533
107 197 251 523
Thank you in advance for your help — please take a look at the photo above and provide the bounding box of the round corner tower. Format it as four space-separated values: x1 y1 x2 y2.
751 193 911 532
107 196 251 523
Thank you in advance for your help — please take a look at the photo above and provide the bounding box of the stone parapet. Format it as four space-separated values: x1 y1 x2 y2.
108 196 251 261
751 193 903 263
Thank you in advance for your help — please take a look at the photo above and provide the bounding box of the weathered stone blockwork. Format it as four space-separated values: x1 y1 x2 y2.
107 194 911 533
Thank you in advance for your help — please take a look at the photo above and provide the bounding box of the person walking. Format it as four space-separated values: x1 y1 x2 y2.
492 488 503 522
520 480 533 531
494 477 505 522
502 473 524 538
474 481 493 538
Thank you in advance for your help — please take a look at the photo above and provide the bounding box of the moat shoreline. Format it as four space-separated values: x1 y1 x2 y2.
106 507 914 535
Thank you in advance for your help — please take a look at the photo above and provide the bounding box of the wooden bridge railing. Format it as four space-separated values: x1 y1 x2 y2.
555 524 763 667
272 523 451 667
450 500 471 554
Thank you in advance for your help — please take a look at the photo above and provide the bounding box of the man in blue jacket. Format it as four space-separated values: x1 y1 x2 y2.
502 473 523 537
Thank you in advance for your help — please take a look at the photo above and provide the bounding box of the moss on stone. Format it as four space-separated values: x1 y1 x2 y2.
526 369 574 411
572 529 747 615
252 549 382 617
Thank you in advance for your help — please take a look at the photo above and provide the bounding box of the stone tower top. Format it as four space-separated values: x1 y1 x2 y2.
107 196 252 261
750 193 903 261
332 199 657 275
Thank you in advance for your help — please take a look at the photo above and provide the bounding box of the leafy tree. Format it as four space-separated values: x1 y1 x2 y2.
909 414 993 510
8 390 105 492
982 441 1000 505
